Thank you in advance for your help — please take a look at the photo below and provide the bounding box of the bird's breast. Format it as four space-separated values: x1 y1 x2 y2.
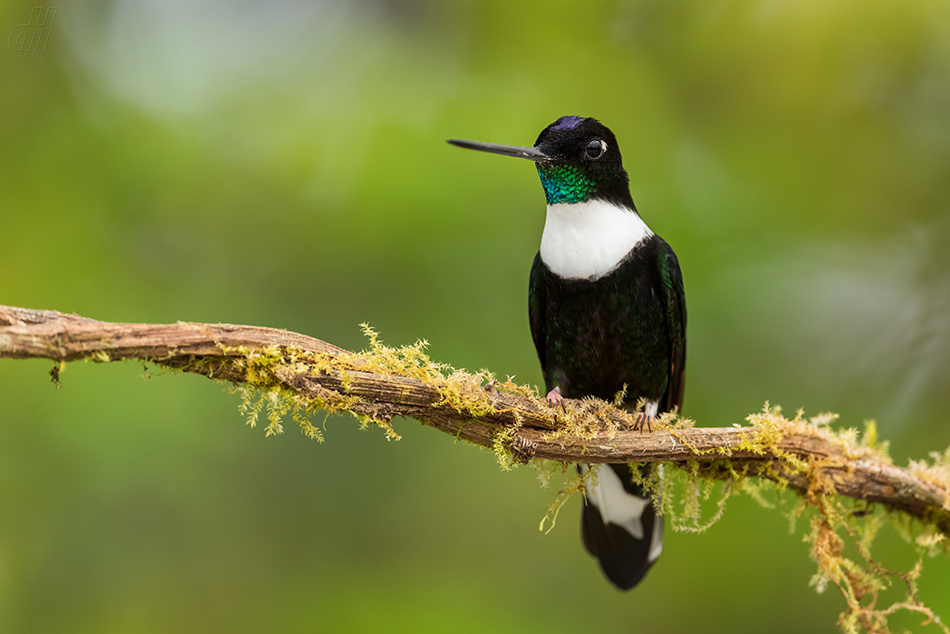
539 199 653 281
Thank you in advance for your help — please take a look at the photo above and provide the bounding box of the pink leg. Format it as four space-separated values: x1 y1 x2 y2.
545 387 566 412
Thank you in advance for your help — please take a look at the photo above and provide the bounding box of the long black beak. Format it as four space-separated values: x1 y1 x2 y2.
447 138 549 162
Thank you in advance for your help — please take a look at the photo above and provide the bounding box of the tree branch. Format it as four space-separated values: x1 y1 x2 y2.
2 304 949 534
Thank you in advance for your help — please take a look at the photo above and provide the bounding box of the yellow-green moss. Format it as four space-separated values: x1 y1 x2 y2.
530 401 949 634
145 327 949 634
200 325 510 444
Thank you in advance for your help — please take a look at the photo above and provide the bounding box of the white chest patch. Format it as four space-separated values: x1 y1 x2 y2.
539 199 653 281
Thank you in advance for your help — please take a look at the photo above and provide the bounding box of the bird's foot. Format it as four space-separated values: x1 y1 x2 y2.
483 379 498 393
545 387 566 413
633 399 659 432
633 412 654 433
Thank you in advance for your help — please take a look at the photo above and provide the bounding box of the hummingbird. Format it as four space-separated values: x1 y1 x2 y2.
449 116 686 590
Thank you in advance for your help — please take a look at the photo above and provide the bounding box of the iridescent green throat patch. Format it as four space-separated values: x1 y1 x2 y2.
536 164 595 205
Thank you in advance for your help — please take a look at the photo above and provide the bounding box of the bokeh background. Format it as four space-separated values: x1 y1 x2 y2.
3 0 950 632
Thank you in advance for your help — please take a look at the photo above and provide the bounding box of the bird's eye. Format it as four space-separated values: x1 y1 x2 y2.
585 139 606 160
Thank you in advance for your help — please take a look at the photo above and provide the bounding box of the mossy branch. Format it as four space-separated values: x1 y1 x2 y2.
2 304 948 531
3 304 950 633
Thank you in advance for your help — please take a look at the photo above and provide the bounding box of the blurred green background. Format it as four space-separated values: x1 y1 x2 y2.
2 0 950 631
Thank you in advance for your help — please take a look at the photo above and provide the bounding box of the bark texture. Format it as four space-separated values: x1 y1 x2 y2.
2 304 948 533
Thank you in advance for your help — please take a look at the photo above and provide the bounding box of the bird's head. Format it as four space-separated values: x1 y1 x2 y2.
449 116 634 209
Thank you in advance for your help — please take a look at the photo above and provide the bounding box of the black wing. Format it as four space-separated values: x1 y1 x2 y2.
528 252 548 388
655 237 687 413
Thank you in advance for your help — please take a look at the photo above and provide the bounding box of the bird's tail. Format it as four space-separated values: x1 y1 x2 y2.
579 463 663 590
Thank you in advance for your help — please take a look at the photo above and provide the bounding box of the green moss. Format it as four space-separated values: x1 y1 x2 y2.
491 427 516 472
142 327 949 634
538 469 585 535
